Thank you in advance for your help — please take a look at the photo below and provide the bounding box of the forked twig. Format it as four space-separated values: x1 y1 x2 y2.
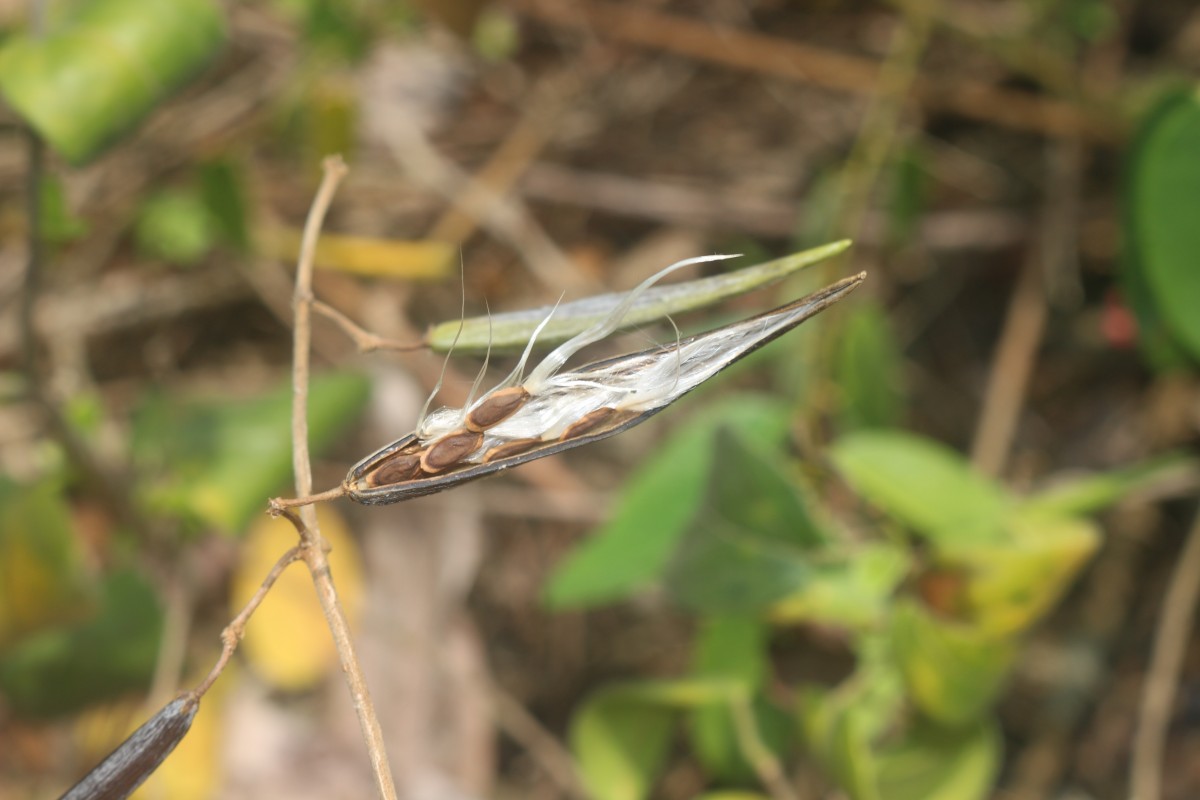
285 155 399 800
312 299 427 353
189 546 304 701
270 483 348 510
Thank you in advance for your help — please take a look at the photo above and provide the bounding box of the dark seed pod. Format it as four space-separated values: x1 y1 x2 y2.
420 429 484 473
60 697 198 800
465 386 530 432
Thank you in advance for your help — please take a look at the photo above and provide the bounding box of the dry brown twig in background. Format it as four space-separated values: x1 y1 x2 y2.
491 686 590 799
1131 505 1200 800
511 0 1123 143
189 546 303 702
970 142 1082 477
427 71 578 248
273 155 399 799
377 106 593 293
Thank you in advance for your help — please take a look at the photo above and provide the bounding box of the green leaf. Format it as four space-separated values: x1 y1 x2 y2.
692 793 772 800
471 7 521 62
875 720 1000 800
955 513 1099 636
200 159 252 251
667 428 833 614
133 371 370 534
544 395 791 609
770 544 909 630
889 601 1015 726
0 477 95 648
280 0 373 61
884 145 928 247
0 570 162 718
135 188 216 265
712 428 828 548
801 636 998 800
429 242 852 353
0 0 226 164
799 635 906 800
800 687 882 800
830 431 1011 547
1021 454 1198 518
571 679 741 800
834 304 906 431
39 175 89 244
666 427 830 614
1126 88 1200 361
667 510 810 613
687 618 776 781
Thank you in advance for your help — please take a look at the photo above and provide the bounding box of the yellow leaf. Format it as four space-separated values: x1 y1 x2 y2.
259 227 453 280
0 481 94 646
956 515 1099 636
231 506 365 691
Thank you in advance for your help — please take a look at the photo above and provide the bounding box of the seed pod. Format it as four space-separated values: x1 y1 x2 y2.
60 697 198 800
420 429 484 473
466 386 530 432
343 272 865 505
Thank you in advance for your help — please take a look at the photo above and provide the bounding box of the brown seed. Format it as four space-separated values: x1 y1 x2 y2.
466 387 530 432
365 453 423 487
420 429 484 473
560 406 619 440
482 437 543 463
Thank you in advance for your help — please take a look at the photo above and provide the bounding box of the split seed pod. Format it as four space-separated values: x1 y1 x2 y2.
345 270 865 505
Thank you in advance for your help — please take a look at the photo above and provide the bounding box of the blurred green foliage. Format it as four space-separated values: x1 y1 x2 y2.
135 187 218 266
0 570 162 718
0 373 368 721
0 0 225 164
132 371 370 534
552 377 1184 799
1125 88 1200 365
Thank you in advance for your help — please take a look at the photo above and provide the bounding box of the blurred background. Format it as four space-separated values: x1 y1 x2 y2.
1 1 1199 798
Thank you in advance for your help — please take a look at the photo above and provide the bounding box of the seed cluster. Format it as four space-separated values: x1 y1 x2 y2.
362 390 629 488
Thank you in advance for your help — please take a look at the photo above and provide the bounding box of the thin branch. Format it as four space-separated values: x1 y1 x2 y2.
427 72 573 247
379 115 592 292
491 686 589 800
286 156 398 800
832 2 932 243
729 692 800 800
313 299 426 353
1130 505 1200 800
970 143 1079 476
148 575 195 707
188 546 303 702
969 248 1046 476
511 0 1123 143
271 484 348 511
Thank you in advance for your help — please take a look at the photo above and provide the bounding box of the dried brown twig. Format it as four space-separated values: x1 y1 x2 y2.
189 546 303 701
511 0 1123 143
275 155 399 799
1131 504 1200 800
